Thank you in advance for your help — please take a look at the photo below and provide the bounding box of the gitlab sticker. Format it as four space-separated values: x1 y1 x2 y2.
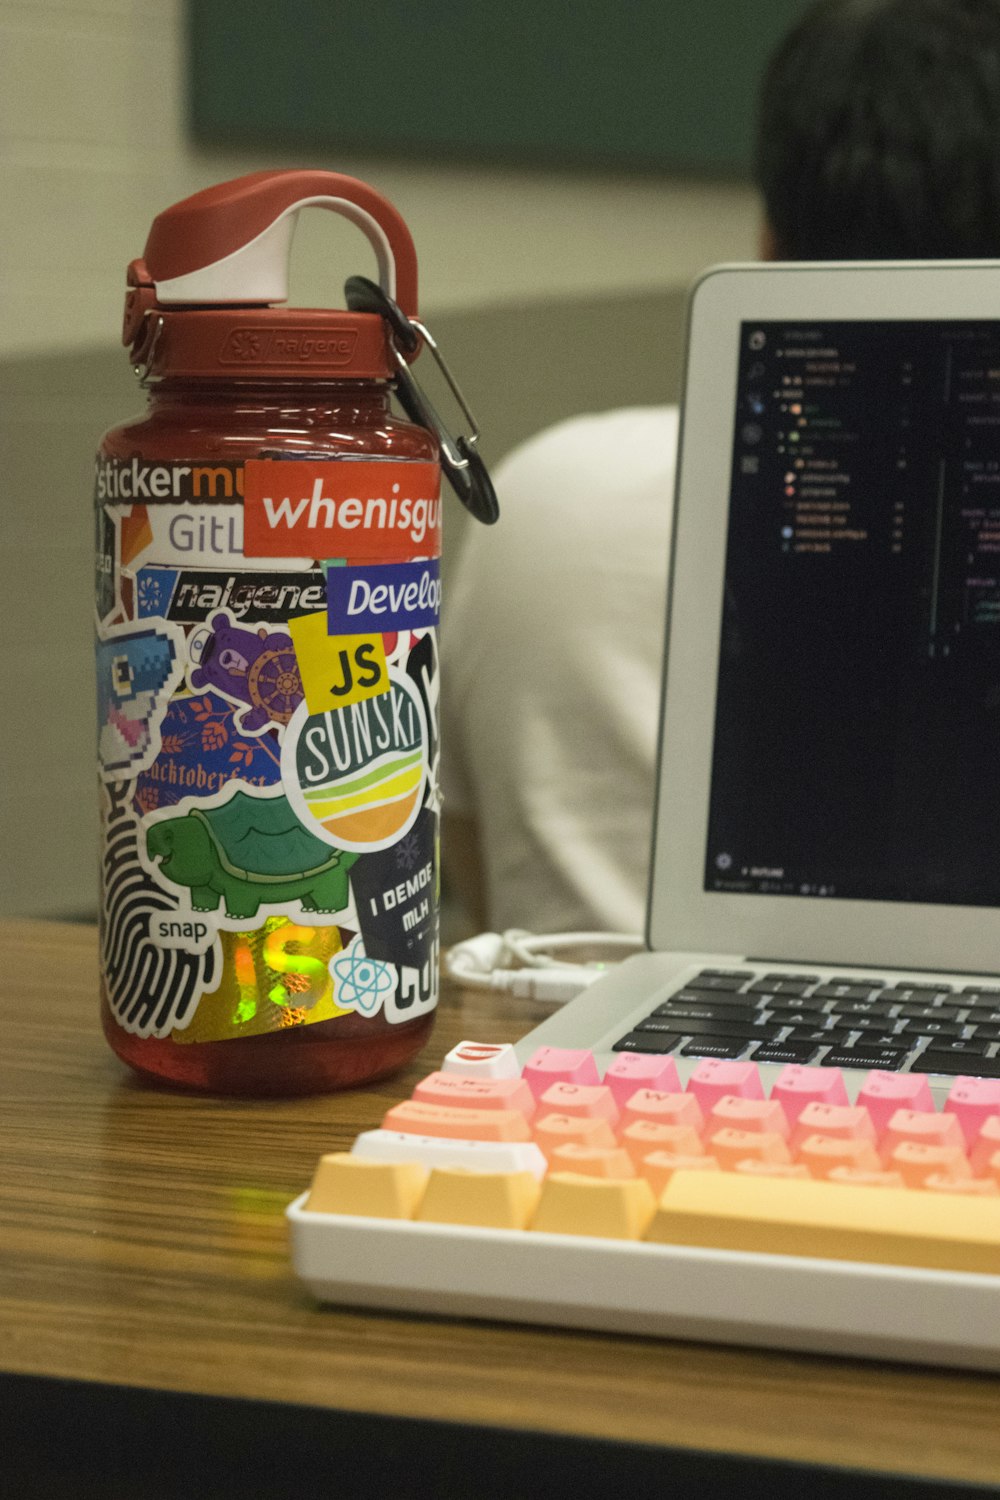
281 668 427 853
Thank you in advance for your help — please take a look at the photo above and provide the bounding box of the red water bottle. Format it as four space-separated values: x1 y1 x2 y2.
95 170 496 1095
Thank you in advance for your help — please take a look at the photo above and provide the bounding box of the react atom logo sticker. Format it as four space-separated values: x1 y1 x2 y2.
281 668 427 853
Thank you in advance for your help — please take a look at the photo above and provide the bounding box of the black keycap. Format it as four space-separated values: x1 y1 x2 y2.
828 999 878 1016
822 1047 907 1070
750 1042 823 1064
639 1016 776 1041
762 997 829 1016
696 969 755 980
680 1039 748 1059
685 973 751 993
841 1033 904 1049
961 996 1000 1015
653 1001 749 1023
748 979 814 997
961 986 1000 1000
829 977 886 987
879 988 950 1005
898 1004 960 1022
899 1018 963 1038
787 1026 853 1044
915 1037 989 1058
904 981 954 992
612 1031 680 1054
760 973 821 984
919 1051 1000 1078
765 1006 832 1026
634 1018 691 1036
971 1024 1000 1042
812 983 881 1001
849 1015 902 1034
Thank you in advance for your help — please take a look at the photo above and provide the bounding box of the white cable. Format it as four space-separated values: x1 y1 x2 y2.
444 928 645 1004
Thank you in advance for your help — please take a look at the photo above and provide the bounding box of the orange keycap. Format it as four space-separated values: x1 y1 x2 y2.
706 1095 790 1139
537 1081 620 1124
887 1141 972 1188
531 1173 657 1240
922 1173 999 1196
790 1102 876 1149
707 1127 792 1170
827 1166 905 1189
638 1151 721 1195
548 1143 636 1179
795 1134 882 1178
984 1151 1000 1188
620 1119 704 1166
733 1160 810 1180
620 1089 704 1132
968 1116 1000 1177
533 1112 617 1160
881 1108 965 1162
413 1071 537 1118
383 1100 532 1142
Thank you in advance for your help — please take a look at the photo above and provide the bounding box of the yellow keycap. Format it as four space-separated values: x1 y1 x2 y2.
304 1152 427 1218
530 1173 657 1240
645 1168 1000 1274
416 1168 541 1229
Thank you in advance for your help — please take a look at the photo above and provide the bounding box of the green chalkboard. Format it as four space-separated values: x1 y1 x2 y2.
187 0 816 175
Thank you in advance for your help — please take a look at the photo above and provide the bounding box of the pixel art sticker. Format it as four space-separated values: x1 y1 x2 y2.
96 621 184 779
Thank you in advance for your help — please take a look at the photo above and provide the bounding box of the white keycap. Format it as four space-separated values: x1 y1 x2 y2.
350 1129 548 1179
441 1040 521 1079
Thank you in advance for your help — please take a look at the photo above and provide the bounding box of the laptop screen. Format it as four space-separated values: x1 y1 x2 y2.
705 318 1000 908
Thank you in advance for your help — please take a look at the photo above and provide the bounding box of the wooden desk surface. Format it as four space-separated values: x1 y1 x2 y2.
3 919 1000 1494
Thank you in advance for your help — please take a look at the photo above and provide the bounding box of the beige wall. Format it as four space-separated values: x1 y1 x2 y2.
1 0 761 918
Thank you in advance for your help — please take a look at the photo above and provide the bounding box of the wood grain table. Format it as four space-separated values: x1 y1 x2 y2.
3 919 1000 1498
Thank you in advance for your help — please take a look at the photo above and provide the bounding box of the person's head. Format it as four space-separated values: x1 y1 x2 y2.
756 0 1000 260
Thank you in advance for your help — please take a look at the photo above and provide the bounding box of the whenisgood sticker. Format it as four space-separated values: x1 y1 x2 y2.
242 459 441 560
287 610 389 712
326 558 441 634
281 669 427 853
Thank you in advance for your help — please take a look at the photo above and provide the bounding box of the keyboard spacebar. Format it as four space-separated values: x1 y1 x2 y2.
646 1171 1000 1276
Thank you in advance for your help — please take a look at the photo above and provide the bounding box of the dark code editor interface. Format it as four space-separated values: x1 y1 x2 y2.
706 319 1000 907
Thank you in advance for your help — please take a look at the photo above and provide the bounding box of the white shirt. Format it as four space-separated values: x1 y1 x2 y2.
441 405 679 934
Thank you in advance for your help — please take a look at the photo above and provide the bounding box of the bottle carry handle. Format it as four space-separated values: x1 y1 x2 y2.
140 169 419 318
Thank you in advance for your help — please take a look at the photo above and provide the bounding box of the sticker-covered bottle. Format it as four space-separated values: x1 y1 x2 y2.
95 171 460 1095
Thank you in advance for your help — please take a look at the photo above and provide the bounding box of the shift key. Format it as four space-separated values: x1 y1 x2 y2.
646 1169 1000 1274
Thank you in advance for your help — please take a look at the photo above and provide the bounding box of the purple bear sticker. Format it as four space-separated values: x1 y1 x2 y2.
188 611 303 733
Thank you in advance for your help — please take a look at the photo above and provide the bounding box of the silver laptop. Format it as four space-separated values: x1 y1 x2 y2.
519 261 1000 1105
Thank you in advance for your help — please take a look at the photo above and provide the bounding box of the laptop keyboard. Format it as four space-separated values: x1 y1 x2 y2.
612 968 1000 1077
288 1036 1000 1372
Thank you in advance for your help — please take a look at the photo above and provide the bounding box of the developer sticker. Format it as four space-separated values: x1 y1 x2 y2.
287 610 389 713
281 669 427 853
243 459 441 561
326 558 441 634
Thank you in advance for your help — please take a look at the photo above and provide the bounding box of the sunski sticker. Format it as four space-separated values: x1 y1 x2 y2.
243 459 441 560
281 669 428 853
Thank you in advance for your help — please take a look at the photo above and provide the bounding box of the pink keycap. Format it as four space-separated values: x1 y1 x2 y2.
686 1059 764 1111
619 1089 704 1132
706 1127 792 1170
383 1101 532 1142
968 1116 1000 1176
790 1102 876 1149
413 1071 536 1118
705 1095 790 1138
521 1047 600 1098
887 1141 972 1188
856 1071 934 1137
537 1081 619 1123
733 1160 810 1180
603 1051 681 1107
946 1078 1000 1147
620 1119 704 1165
795 1134 882 1177
880 1108 965 1161
827 1166 905 1188
770 1065 849 1124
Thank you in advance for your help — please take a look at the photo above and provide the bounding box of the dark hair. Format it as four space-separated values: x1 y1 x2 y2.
756 0 1000 259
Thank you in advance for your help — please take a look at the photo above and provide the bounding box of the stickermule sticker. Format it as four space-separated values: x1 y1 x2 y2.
327 558 441 633
242 459 441 560
287 609 389 712
281 668 427 853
